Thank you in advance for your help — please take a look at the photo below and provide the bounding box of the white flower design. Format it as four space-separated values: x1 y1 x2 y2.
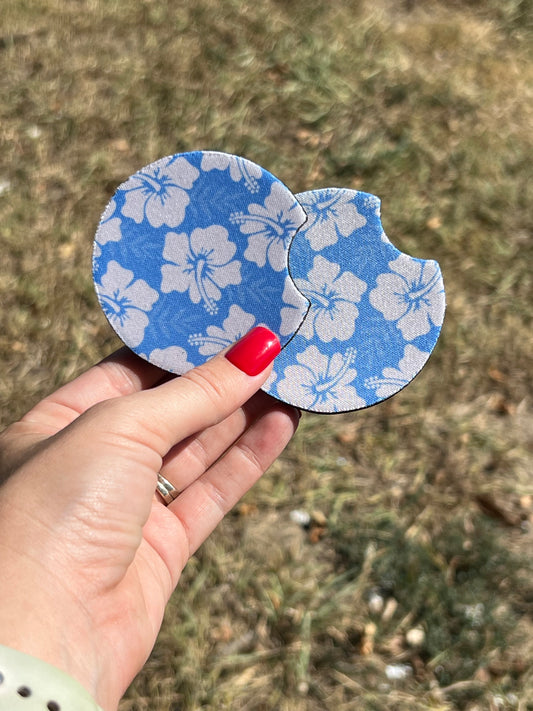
263 368 278 391
297 189 367 251
120 156 199 228
148 346 194 374
369 255 445 340
97 216 122 245
364 345 430 397
232 183 305 272
188 305 257 356
96 261 158 348
161 226 242 314
363 194 381 217
276 345 366 412
362 193 391 243
95 199 122 249
295 255 367 342
200 152 262 193
280 276 310 336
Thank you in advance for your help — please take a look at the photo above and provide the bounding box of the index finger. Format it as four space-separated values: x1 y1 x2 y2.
86 327 282 458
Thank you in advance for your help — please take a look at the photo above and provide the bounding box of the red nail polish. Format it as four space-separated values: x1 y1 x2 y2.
225 326 281 376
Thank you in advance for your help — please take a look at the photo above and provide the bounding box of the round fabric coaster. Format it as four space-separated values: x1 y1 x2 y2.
262 188 446 413
92 151 309 373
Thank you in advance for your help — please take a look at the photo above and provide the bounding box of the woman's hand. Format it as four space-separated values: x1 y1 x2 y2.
0 328 299 711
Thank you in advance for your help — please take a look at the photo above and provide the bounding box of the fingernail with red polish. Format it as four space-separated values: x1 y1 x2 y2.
225 326 281 376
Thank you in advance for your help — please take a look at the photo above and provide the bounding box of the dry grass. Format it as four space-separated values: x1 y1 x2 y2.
1 0 532 709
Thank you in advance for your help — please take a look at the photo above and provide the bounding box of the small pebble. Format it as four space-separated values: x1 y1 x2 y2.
463 602 484 627
405 626 425 647
368 591 385 615
27 125 42 139
385 663 412 681
289 509 311 527
297 681 309 695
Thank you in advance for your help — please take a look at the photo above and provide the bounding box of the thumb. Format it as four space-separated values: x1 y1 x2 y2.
108 326 282 458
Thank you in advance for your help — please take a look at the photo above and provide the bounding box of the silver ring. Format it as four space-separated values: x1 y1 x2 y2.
156 473 179 505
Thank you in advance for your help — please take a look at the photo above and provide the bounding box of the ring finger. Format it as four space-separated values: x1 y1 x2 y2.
158 391 284 496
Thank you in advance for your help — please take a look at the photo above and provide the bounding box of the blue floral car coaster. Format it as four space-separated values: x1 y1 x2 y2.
93 152 309 373
261 188 446 413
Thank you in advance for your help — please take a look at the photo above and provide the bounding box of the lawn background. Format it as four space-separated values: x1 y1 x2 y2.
1 1 532 709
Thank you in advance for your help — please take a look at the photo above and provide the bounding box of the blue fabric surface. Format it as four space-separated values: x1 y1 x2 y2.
262 188 446 412
92 153 445 413
93 151 308 373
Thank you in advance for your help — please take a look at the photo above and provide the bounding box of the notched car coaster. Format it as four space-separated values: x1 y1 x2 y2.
262 188 446 413
92 151 309 373
92 156 445 411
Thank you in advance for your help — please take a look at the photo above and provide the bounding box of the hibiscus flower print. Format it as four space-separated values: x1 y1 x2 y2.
279 276 310 337
363 194 381 216
189 305 257 356
364 345 430 398
231 182 305 272
95 199 122 245
295 255 367 343
200 152 262 193
276 345 366 412
93 199 122 259
296 189 367 251
96 260 159 348
120 155 199 228
161 226 242 315
147 346 195 374
369 254 445 340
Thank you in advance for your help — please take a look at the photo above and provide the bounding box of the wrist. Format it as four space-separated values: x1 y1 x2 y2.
0 538 103 708
0 586 102 708
0 644 104 710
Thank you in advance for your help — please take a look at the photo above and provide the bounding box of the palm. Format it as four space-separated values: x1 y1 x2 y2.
0 348 298 710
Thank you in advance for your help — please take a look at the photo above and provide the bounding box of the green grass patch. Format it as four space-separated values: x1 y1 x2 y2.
1 0 532 709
